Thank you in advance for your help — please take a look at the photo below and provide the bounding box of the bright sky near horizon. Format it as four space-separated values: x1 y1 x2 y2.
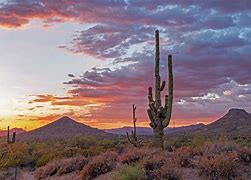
0 1 250 130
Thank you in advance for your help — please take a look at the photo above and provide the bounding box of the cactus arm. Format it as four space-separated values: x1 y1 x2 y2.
162 55 173 127
164 95 168 113
132 104 137 138
148 87 154 103
126 132 132 144
160 81 166 91
155 30 161 108
147 108 156 128
149 102 157 113
159 106 165 117
12 132 16 143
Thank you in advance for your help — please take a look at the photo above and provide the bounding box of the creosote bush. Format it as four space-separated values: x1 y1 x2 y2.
79 151 118 180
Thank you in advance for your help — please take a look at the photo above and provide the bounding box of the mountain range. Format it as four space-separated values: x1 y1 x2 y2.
104 123 205 135
1 108 250 141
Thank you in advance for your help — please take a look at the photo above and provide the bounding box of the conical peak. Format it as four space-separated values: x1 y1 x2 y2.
56 116 75 123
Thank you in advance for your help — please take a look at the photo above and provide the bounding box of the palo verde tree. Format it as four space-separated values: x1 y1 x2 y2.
147 30 173 148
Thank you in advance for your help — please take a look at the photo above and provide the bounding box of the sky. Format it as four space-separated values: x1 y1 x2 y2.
0 0 250 130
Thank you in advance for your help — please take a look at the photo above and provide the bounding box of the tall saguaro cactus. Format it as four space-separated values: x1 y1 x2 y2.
147 30 173 148
127 104 139 147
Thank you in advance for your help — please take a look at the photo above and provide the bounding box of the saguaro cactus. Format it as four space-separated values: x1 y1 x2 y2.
147 30 173 148
7 126 16 144
127 104 139 147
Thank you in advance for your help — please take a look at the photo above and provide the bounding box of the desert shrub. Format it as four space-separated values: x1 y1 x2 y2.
35 160 60 179
83 146 108 157
234 137 251 147
61 147 85 158
1 143 34 168
203 143 238 157
141 152 171 179
31 142 66 167
79 151 118 180
36 153 57 167
238 147 251 164
119 147 156 165
0 170 8 179
172 146 202 168
35 156 88 179
198 152 239 180
57 156 88 175
164 137 192 151
114 164 147 180
192 135 205 147
157 164 180 180
146 163 180 180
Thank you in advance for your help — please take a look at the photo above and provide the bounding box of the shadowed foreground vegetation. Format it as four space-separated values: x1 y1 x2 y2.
0 135 251 180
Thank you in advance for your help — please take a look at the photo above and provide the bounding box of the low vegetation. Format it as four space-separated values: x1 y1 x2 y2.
0 136 250 179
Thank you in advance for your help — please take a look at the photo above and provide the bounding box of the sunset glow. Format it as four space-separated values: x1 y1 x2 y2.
0 0 250 130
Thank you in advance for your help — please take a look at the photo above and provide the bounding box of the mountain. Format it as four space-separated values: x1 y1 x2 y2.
0 128 25 137
196 108 251 136
18 116 113 141
104 126 153 135
104 123 205 135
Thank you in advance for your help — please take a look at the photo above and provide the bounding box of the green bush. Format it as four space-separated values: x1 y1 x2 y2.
192 135 205 147
115 165 147 180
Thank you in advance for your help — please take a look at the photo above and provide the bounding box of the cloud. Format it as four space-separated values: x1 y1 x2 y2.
67 74 75 78
2 0 250 127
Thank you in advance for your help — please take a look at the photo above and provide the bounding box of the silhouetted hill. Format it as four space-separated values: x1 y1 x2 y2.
18 116 113 141
197 108 251 136
0 128 25 137
104 123 205 135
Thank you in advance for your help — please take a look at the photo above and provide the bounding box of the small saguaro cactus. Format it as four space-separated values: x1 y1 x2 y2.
7 126 16 144
126 104 139 147
147 30 173 149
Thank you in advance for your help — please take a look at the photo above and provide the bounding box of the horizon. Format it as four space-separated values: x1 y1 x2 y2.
0 1 251 130
1 107 248 131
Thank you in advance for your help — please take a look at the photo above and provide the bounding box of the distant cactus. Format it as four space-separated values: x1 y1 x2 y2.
127 104 139 147
7 126 16 144
147 30 173 148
